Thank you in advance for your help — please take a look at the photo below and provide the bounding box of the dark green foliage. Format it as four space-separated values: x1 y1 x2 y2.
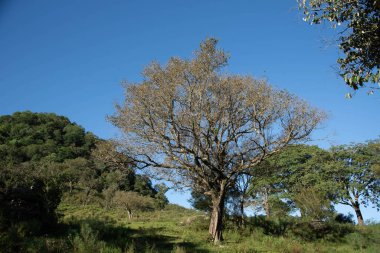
91 140 136 192
0 111 170 252
290 220 355 241
248 145 337 220
335 213 355 224
248 216 293 236
0 111 96 164
266 198 293 218
247 215 355 241
189 190 212 213
0 163 65 252
133 175 157 197
189 188 243 215
0 163 61 231
0 111 98 249
154 183 169 210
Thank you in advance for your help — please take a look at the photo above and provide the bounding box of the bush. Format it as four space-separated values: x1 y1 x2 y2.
69 223 121 253
290 220 355 241
335 213 355 224
248 216 293 236
246 216 356 242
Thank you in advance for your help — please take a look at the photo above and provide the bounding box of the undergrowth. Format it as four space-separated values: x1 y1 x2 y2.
0 202 379 253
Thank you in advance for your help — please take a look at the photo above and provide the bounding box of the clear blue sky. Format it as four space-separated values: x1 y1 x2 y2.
0 0 379 222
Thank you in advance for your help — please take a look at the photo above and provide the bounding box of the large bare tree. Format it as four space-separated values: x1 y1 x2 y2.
110 38 325 243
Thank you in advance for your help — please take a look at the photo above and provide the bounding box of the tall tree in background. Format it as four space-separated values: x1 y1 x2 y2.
110 38 325 243
331 141 380 225
232 174 252 227
248 160 282 218
249 145 336 219
298 0 380 94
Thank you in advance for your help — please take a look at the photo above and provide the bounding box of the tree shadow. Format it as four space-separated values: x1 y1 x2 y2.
63 218 209 252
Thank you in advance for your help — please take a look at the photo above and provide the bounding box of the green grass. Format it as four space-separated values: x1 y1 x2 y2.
2 202 379 252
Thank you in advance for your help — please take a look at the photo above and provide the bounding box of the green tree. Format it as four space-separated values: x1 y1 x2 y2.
0 161 64 235
153 183 169 210
112 191 154 219
227 174 253 227
61 157 91 193
250 145 337 220
298 0 380 93
293 187 335 221
110 38 325 243
330 141 380 225
189 190 212 213
133 175 157 197
92 140 136 192
248 160 283 218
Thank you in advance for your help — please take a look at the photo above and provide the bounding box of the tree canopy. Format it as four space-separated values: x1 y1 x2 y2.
0 111 96 164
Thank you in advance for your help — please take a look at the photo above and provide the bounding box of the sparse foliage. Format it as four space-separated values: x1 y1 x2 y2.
293 187 335 221
110 38 325 243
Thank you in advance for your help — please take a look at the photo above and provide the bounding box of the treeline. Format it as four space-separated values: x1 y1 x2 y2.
0 111 168 251
190 142 380 226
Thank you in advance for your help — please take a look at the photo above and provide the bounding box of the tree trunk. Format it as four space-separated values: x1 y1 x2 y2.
239 196 245 227
353 203 364 226
264 200 271 218
127 209 133 220
262 188 270 218
82 188 91 206
209 193 225 244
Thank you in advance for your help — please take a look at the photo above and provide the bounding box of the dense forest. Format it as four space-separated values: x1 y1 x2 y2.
0 111 379 252
0 112 169 252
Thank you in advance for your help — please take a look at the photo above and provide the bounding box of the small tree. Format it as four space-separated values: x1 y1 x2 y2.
112 191 154 219
110 38 325 243
154 183 169 210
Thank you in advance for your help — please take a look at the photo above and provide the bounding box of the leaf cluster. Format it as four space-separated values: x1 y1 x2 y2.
299 0 380 92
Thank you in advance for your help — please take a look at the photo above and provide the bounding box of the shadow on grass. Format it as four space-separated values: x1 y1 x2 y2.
64 218 209 252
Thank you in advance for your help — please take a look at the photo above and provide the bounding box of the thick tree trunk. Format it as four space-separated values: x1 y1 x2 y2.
353 203 364 226
209 193 225 244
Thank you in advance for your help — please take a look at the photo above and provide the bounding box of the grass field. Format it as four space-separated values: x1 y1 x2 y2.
4 202 379 253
